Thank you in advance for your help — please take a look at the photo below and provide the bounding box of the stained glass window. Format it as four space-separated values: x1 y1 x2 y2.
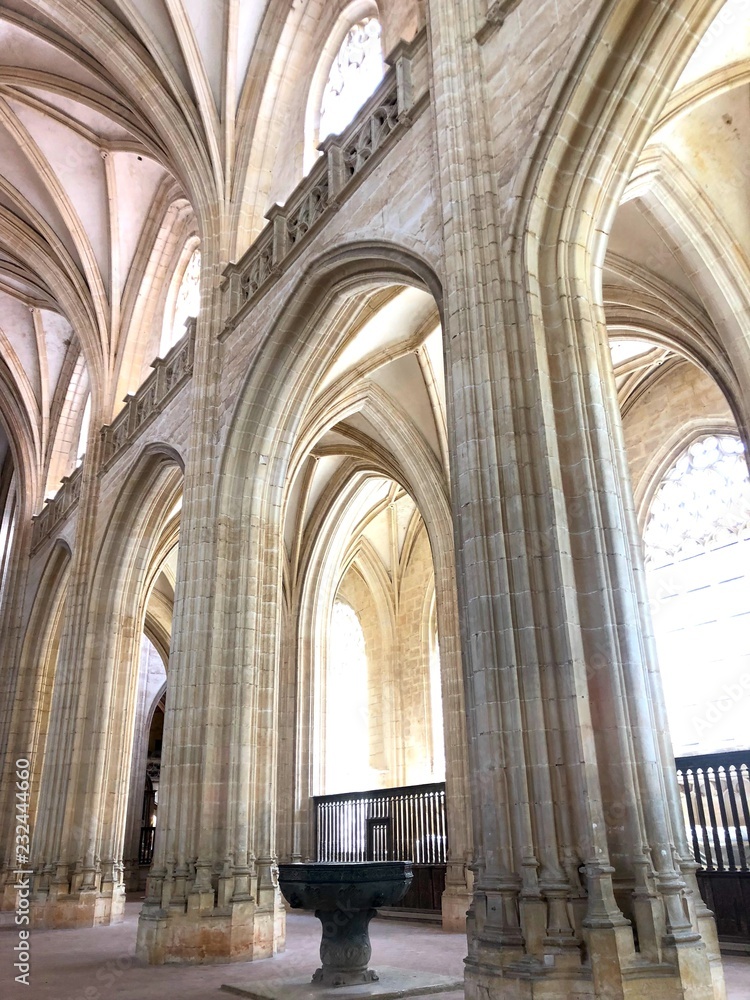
319 18 384 142
643 435 750 567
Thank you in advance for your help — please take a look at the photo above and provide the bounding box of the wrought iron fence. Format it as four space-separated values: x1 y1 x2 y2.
138 826 156 866
314 781 447 864
676 750 750 944
676 750 750 872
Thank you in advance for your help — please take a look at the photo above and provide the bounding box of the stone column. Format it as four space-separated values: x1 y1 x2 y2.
0 467 31 765
136 234 286 964
0 489 37 910
26 423 128 929
433 536 474 932
427 1 722 998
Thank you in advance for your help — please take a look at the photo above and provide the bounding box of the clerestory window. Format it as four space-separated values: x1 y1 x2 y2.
644 434 750 566
643 433 750 754
318 17 384 143
76 393 91 466
161 246 201 356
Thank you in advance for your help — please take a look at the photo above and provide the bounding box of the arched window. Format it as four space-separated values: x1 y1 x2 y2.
76 393 91 466
0 459 17 608
318 17 384 143
161 246 200 356
643 434 750 754
305 12 384 173
644 435 750 565
325 600 371 792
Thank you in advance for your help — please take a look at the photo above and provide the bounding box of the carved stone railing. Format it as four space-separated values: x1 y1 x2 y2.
31 463 83 552
100 320 195 470
31 326 195 550
222 29 428 332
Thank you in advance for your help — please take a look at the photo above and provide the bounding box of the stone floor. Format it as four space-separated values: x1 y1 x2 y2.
0 901 747 1000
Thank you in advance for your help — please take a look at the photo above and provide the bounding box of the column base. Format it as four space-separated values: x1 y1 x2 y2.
30 887 125 928
123 859 148 894
136 897 286 964
690 901 726 1000
465 960 590 1000
465 949 724 1000
441 886 471 932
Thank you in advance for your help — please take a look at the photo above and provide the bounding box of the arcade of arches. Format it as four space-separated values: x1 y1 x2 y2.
0 1 749 998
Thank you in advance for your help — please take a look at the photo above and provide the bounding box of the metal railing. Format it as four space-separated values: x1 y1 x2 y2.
314 781 447 864
138 826 156 866
676 750 750 872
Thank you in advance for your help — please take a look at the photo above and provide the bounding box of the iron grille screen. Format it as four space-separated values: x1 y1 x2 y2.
314 782 447 863
676 750 750 872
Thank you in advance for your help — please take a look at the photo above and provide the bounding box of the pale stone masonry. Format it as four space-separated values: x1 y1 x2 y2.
0 1 747 999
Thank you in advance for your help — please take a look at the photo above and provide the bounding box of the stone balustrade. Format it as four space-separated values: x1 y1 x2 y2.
31 463 84 552
30 28 426 553
100 320 195 470
222 29 428 330
32 323 195 551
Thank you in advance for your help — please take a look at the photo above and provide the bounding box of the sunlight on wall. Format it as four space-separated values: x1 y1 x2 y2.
644 435 750 754
429 619 446 781
161 247 200 356
76 394 91 465
325 600 373 793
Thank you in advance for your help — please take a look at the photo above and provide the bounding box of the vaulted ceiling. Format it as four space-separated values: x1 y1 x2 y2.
0 0 284 504
604 0 750 418
0 0 748 516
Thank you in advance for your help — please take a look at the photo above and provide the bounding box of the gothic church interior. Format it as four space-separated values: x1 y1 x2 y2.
0 1 749 998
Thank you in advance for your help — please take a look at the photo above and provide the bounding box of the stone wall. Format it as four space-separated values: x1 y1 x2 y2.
335 522 439 791
395 525 438 785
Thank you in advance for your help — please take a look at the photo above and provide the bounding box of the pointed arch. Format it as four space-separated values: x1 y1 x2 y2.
84 443 182 860
219 241 442 491
0 538 71 874
618 149 750 440
32 443 183 897
504 0 734 971
213 244 473 929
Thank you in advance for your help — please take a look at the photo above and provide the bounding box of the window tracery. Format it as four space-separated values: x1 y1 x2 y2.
319 18 384 142
643 435 750 566
164 247 201 355
643 433 750 754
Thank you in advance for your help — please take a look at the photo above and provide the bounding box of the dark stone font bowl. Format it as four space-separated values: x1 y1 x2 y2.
278 861 413 987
